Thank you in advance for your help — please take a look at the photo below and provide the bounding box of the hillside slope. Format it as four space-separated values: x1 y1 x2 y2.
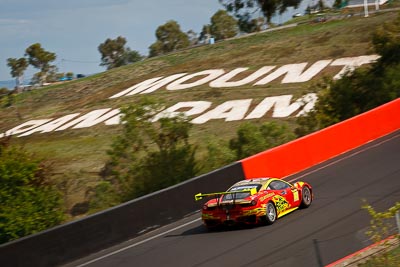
0 10 397 217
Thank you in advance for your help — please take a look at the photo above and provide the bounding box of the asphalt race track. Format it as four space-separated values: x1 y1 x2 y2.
64 130 400 267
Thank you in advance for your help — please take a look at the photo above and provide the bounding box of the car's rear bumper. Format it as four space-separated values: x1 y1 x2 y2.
202 206 266 228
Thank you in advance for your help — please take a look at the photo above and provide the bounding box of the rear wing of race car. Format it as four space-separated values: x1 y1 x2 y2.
194 188 257 201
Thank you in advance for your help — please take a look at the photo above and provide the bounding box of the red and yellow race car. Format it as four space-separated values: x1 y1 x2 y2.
195 177 313 228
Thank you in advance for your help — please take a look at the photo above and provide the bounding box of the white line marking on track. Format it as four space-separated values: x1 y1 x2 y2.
76 218 202 267
76 132 399 266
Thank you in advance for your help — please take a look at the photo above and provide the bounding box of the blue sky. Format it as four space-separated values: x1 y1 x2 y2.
0 0 320 82
0 0 224 81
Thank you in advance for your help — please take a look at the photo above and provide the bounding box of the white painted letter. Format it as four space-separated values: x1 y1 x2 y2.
209 66 275 88
109 73 187 98
191 99 252 124
272 95 302 117
55 109 120 130
104 110 122 125
245 93 318 119
272 94 319 117
254 60 332 85
296 93 318 117
18 113 81 137
245 96 284 119
166 69 225 90
331 55 380 79
5 119 52 137
152 101 212 122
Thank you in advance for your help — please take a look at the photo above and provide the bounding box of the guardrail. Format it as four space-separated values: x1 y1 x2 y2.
0 163 245 267
240 98 400 179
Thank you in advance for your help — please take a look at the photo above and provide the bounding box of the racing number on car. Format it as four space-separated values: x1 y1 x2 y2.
292 189 299 202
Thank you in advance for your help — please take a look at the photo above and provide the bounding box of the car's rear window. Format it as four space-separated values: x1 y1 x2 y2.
223 184 261 200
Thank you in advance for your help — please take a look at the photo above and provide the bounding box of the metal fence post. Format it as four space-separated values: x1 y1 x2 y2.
313 239 324 267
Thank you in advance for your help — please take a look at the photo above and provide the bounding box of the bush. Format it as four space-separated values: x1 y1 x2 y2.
230 121 295 160
90 98 199 209
296 14 400 136
0 139 64 244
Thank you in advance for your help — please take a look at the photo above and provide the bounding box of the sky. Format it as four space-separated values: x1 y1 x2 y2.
0 0 320 83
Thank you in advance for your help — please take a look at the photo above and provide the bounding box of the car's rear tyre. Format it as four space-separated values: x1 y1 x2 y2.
300 186 312 208
264 202 277 225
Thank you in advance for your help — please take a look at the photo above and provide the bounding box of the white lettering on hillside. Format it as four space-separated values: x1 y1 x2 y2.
104 111 122 125
0 55 380 138
152 101 212 122
166 70 225 90
272 94 316 117
296 93 318 116
110 77 163 98
209 66 275 88
254 60 332 85
18 113 81 137
108 55 378 99
244 93 317 119
331 55 380 79
55 108 120 130
109 74 187 98
191 99 252 124
5 119 52 137
1 94 315 137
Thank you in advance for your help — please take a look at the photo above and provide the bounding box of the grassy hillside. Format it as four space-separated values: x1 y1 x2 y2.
0 9 398 218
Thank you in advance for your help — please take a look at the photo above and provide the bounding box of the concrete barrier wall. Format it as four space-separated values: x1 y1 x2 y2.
0 162 245 267
240 98 400 179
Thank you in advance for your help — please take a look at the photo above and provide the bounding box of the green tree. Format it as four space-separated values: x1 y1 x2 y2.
98 36 143 70
130 116 198 198
6 57 28 89
305 5 312 15
317 0 326 11
363 201 400 243
186 29 199 46
198 121 294 173
45 65 59 83
295 14 400 136
66 72 74 79
210 10 238 40
333 0 344 9
0 140 64 244
0 88 8 96
91 98 198 209
372 13 400 69
199 24 212 43
220 0 302 31
149 20 190 57
123 48 143 65
201 139 236 173
230 121 295 159
25 43 57 85
87 180 120 214
361 201 400 266
0 88 15 108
